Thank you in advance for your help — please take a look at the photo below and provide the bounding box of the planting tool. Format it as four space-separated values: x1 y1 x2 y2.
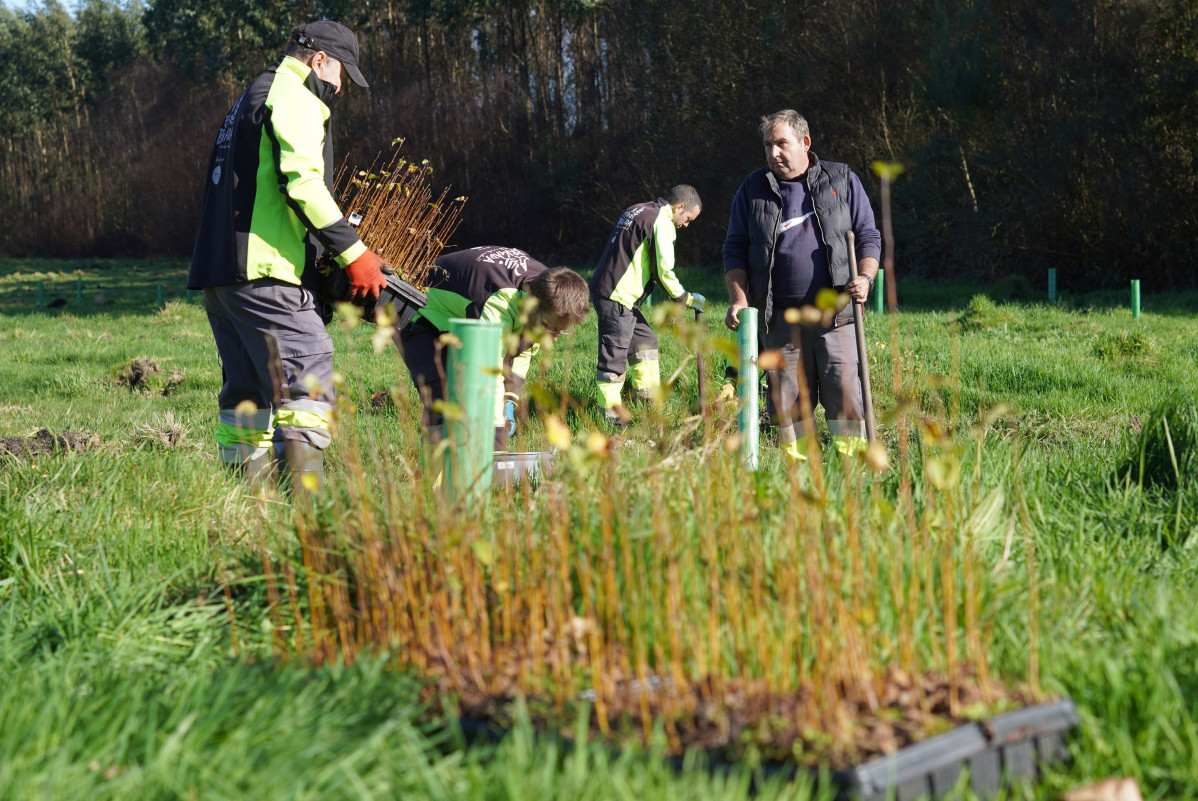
847 231 877 444
694 308 706 417
737 307 759 470
446 318 501 504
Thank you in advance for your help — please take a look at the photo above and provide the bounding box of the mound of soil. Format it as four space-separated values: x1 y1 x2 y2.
161 370 186 397
0 429 97 460
116 358 161 390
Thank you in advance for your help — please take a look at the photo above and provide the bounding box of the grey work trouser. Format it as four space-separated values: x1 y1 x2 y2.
204 279 336 463
593 294 659 403
762 307 864 443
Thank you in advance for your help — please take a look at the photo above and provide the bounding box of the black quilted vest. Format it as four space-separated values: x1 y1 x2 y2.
742 154 853 330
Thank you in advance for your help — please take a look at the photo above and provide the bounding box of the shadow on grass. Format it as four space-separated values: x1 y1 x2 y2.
0 257 192 318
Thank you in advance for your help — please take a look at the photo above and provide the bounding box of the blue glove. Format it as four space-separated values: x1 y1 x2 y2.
687 292 706 312
503 400 517 438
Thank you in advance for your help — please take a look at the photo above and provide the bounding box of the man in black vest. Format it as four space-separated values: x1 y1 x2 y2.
722 110 881 460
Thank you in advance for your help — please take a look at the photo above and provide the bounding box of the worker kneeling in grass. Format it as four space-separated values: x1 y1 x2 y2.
589 184 705 427
397 247 590 451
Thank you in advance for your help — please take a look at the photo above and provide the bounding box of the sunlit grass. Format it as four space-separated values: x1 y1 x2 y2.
2 258 1197 797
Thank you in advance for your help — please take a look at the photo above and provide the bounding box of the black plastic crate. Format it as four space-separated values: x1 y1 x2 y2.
376 274 427 329
452 698 1079 801
833 700 1079 800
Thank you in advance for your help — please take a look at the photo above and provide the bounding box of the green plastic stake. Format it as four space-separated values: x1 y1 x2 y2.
75 276 83 304
874 269 885 315
1131 279 1141 319
446 318 501 504
737 307 759 471
1048 268 1057 303
37 281 45 309
186 289 193 303
156 283 165 309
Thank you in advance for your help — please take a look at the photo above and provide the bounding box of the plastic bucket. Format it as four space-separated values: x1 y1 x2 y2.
493 451 554 486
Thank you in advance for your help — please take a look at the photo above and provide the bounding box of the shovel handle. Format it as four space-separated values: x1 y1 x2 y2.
694 308 706 418
847 232 877 444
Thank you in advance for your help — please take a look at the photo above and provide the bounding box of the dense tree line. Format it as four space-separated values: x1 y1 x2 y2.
1 0 1195 289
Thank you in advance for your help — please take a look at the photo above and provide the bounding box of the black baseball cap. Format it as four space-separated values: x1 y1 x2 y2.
293 20 368 88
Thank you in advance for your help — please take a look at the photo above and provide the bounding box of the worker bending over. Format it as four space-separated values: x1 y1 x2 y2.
397 246 590 450
589 185 705 426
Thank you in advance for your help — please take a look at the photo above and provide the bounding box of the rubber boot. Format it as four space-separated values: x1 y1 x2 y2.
628 358 661 403
241 450 275 485
782 432 819 462
221 445 274 487
833 436 868 458
275 440 325 496
601 404 632 430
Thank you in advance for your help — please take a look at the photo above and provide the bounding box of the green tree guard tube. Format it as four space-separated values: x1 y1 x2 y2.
446 318 501 504
738 307 759 471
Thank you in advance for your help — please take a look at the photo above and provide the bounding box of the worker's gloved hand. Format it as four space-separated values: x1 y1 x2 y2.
716 381 737 409
344 250 390 303
503 400 517 439
686 292 706 313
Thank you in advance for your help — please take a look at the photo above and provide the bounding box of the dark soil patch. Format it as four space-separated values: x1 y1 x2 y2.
116 358 161 390
0 429 97 460
161 370 186 397
431 662 1039 771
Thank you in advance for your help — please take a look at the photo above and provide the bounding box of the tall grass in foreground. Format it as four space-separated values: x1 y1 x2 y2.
270 330 1041 767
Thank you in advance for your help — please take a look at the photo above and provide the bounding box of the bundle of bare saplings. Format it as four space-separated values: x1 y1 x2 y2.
303 143 465 324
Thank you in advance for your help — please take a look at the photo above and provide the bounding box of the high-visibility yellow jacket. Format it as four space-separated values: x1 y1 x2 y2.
588 199 688 310
188 56 365 289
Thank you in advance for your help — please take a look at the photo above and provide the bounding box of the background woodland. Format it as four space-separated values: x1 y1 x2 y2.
2 0 1196 289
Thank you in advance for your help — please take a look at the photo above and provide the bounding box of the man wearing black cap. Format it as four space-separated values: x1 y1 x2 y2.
189 20 388 492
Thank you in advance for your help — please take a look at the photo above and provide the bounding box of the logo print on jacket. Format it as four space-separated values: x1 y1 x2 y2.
477 247 531 276
610 206 647 243
214 93 245 152
779 212 815 232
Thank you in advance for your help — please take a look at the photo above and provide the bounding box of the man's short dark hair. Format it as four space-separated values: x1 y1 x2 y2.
665 184 701 211
529 267 590 323
760 110 809 141
285 26 318 65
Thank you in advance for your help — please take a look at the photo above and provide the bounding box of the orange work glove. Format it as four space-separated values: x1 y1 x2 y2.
344 250 390 303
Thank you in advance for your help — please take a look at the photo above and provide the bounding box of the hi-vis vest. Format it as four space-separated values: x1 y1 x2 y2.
189 56 365 289
589 199 687 310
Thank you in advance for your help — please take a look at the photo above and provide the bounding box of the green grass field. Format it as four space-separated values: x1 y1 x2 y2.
1 258 1196 800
